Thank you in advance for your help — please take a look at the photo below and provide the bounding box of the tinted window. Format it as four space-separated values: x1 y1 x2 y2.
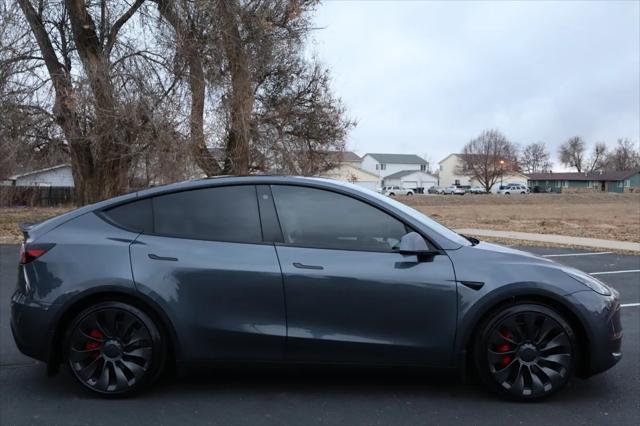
103 198 153 233
153 186 262 243
271 185 407 251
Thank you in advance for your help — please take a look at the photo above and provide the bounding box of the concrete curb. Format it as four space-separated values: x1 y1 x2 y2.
455 228 640 252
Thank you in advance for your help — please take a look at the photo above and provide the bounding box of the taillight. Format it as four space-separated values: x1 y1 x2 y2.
19 243 54 264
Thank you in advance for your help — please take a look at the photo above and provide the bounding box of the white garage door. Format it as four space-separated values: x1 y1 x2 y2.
403 180 418 189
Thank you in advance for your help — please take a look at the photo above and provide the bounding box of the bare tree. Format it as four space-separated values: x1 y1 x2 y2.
559 136 586 172
14 0 194 202
254 60 354 175
7 0 354 202
604 138 640 170
155 0 223 176
586 142 607 172
520 142 552 174
458 129 519 193
156 0 351 177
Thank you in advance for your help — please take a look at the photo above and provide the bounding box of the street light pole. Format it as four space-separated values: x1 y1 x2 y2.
499 160 505 185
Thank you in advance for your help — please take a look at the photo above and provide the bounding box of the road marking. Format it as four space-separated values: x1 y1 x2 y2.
542 252 613 258
590 270 640 276
621 303 640 308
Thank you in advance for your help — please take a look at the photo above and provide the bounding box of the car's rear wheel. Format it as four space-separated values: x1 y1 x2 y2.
65 301 166 397
474 303 576 401
406 192 413 196
388 192 395 196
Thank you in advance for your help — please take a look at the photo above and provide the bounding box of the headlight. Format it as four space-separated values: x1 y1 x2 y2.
565 269 611 296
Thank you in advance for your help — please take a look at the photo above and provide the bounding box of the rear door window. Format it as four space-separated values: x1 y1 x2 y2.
152 185 262 243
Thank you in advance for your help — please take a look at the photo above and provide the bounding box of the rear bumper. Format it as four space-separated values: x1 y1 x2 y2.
10 290 52 363
568 289 622 377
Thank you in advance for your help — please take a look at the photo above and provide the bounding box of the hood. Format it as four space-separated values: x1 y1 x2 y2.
472 241 553 261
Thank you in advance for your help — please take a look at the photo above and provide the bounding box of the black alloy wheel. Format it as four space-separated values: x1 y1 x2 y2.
475 303 576 400
66 302 165 396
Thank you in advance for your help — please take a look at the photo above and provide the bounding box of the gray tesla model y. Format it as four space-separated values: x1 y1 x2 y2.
11 176 622 399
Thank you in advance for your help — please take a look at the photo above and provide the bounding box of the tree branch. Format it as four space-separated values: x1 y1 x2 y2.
105 0 145 55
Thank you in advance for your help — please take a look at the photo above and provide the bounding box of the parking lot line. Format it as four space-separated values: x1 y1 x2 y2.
621 303 640 308
590 270 640 276
542 252 613 258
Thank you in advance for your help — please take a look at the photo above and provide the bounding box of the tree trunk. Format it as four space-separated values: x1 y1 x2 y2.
156 0 222 177
17 0 98 204
65 0 129 201
218 0 252 175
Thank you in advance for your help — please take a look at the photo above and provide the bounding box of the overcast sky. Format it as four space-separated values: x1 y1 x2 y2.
311 0 640 168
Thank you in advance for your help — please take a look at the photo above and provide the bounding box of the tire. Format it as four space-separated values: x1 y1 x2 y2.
388 193 395 197
473 303 576 401
64 301 166 397
406 192 413 196
504 192 510 195
521 192 526 195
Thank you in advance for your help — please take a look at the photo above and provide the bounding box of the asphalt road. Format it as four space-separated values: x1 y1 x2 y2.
1 244 638 426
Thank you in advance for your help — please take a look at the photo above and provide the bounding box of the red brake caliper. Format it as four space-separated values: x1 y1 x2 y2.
85 330 103 357
497 329 512 368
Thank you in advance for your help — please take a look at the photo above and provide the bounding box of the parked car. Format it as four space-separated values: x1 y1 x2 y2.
443 186 465 195
468 186 486 194
427 186 441 194
382 185 413 196
496 184 529 195
11 176 621 400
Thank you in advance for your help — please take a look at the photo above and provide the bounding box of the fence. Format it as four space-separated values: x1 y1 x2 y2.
0 186 75 207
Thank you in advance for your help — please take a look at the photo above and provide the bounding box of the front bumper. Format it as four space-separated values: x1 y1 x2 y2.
568 289 622 377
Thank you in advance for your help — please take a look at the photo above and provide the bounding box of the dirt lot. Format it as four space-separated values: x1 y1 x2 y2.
401 192 640 243
0 193 638 244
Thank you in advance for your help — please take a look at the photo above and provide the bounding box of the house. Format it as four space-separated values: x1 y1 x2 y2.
381 170 438 192
320 151 380 191
5 164 75 187
438 153 528 191
361 153 430 179
527 168 640 193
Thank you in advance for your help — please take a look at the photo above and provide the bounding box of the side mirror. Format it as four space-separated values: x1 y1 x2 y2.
398 232 432 254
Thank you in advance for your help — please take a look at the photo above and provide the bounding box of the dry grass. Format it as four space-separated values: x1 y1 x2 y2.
399 193 640 243
0 206 71 244
0 193 638 246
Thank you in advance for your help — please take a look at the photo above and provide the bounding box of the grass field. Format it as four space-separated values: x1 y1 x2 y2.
401 192 640 243
1 193 638 245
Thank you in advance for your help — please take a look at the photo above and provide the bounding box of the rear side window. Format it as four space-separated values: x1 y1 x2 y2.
271 185 407 251
152 185 262 243
102 198 153 233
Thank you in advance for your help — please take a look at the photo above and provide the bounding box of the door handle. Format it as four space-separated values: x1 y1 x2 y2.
148 253 178 262
293 262 324 270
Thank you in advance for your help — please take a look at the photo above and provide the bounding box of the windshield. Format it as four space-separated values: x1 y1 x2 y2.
316 179 471 246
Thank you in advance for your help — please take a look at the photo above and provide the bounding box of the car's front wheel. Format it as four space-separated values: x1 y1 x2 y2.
474 303 576 401
65 301 166 397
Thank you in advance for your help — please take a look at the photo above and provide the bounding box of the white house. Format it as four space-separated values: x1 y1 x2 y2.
382 170 438 192
6 164 75 187
321 163 379 191
320 151 379 191
361 153 430 179
438 154 528 191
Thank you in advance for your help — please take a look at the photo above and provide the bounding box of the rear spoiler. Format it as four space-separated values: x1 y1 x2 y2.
19 222 35 241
